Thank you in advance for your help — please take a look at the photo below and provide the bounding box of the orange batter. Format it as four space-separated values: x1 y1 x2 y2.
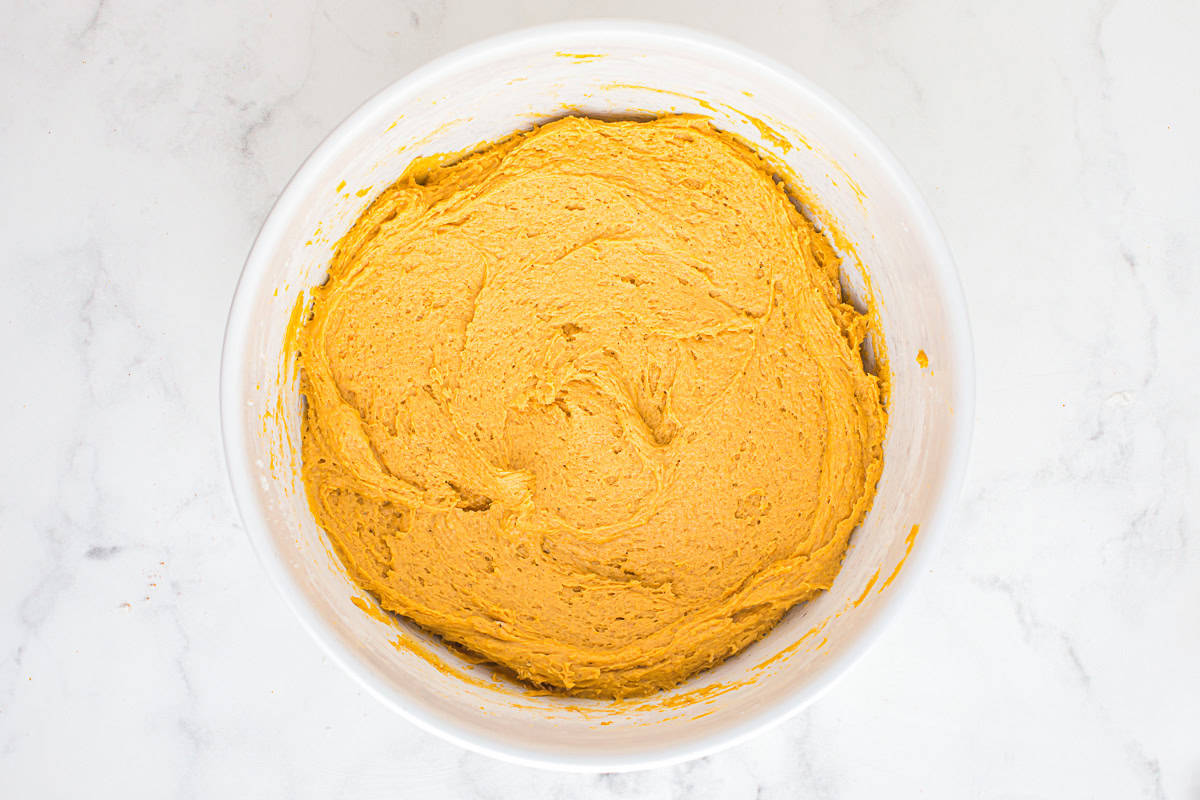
297 116 886 698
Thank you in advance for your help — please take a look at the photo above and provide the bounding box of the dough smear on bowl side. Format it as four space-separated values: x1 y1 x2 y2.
296 115 887 699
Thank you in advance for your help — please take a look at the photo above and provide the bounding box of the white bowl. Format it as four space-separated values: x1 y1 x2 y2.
220 20 973 772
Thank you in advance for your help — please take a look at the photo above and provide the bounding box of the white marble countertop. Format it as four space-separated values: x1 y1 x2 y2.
4 0 1198 797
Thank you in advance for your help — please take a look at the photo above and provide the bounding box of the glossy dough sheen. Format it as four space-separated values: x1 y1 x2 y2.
298 116 887 698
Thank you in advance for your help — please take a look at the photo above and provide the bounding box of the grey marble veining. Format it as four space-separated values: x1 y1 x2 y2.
2 0 1197 797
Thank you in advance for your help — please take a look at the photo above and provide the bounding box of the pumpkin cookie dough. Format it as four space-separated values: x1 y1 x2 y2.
298 116 886 698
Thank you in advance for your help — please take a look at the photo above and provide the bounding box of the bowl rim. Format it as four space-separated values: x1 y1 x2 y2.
219 18 975 772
